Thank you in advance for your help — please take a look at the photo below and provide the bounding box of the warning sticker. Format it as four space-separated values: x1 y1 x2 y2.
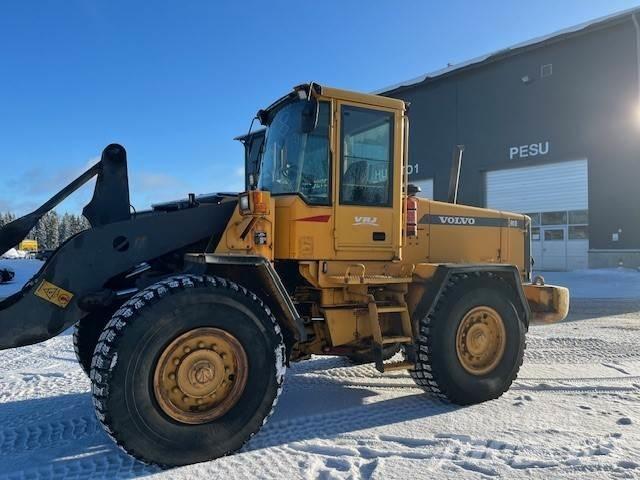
34 280 74 308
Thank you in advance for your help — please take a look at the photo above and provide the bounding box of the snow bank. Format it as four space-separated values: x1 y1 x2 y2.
1 248 27 259
0 259 43 299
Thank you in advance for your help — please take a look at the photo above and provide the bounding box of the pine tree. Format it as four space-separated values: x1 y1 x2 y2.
0 212 15 228
58 213 71 246
45 212 60 250
1 210 91 249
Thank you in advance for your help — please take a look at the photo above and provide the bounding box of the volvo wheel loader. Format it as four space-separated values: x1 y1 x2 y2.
0 83 569 467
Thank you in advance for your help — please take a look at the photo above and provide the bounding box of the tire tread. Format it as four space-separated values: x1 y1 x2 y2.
410 272 526 404
90 274 286 466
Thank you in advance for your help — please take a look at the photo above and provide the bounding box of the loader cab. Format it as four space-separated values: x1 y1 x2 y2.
254 84 407 261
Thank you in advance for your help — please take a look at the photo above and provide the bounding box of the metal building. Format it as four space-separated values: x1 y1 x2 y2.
379 7 640 270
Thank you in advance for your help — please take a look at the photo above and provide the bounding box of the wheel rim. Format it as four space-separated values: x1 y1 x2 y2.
455 306 506 376
154 327 248 424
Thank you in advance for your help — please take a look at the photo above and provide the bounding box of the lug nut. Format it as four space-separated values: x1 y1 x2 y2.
198 342 205 349
168 373 176 380
173 358 180 366
184 346 191 353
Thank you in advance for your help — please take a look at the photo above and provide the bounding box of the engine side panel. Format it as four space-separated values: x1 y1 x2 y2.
403 198 529 277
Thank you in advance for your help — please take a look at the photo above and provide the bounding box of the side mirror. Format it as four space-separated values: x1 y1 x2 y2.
301 98 319 133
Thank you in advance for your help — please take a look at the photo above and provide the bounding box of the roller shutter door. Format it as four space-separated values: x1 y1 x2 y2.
485 160 588 271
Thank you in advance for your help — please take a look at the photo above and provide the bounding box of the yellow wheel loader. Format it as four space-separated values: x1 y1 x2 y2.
0 83 569 467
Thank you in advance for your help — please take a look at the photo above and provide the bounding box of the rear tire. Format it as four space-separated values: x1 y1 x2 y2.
90 275 286 466
410 273 526 405
73 312 111 376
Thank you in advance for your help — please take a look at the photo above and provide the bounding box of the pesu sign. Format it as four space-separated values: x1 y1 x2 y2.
509 141 550 160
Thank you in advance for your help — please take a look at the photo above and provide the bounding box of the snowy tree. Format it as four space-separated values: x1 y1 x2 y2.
44 212 59 250
0 212 16 228
58 213 71 246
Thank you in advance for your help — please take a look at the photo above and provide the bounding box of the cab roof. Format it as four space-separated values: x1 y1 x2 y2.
317 84 406 110
258 83 406 124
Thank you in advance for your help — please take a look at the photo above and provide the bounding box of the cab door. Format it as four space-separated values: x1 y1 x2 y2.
333 102 402 260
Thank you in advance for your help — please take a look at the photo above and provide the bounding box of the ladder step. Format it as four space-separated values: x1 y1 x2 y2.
383 361 414 372
377 306 407 314
382 335 413 345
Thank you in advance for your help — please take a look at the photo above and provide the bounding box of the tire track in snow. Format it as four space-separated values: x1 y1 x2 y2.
286 368 640 397
0 416 100 455
244 392 456 452
0 450 158 480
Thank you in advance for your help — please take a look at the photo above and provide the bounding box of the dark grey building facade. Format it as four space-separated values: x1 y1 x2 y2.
381 8 640 270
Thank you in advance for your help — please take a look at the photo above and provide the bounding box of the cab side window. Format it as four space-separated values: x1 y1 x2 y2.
340 106 394 206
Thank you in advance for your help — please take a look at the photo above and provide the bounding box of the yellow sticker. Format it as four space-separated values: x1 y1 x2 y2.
34 280 74 308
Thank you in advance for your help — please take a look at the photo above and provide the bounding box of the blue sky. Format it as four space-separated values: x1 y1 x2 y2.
1 0 638 215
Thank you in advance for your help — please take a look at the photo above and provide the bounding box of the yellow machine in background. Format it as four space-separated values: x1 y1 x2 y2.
18 239 38 251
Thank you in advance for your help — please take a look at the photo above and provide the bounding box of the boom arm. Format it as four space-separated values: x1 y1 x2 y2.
0 144 130 256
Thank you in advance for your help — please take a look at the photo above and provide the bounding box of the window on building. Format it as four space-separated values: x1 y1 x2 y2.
541 211 567 225
541 63 553 78
544 229 565 241
525 212 540 226
340 106 394 206
569 225 588 240
532 227 540 241
568 209 588 225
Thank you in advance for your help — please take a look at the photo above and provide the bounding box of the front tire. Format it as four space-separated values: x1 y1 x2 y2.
73 312 112 376
90 275 286 466
410 273 526 405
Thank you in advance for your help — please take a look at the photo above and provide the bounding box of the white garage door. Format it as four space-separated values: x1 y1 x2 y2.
411 178 433 199
486 160 588 271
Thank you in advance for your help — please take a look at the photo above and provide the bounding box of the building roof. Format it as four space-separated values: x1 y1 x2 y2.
376 6 640 94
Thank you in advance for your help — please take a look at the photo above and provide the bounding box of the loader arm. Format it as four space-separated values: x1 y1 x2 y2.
0 144 238 350
0 144 130 257
0 201 237 349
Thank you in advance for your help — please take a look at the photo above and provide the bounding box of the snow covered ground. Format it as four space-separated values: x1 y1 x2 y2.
540 268 640 299
0 259 42 300
0 262 638 479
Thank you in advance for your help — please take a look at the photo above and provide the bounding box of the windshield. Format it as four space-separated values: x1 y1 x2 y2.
258 100 330 204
